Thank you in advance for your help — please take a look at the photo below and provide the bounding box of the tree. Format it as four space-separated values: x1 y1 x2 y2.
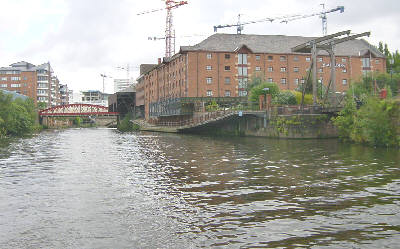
248 82 280 102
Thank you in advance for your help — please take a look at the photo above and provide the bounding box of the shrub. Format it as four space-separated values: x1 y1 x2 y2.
117 115 139 132
249 82 280 102
273 91 297 105
293 91 313 105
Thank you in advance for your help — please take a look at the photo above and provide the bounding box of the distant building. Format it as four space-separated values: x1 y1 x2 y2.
137 33 386 120
0 61 64 107
108 86 136 118
80 90 110 107
59 84 70 105
68 89 74 104
114 78 135 93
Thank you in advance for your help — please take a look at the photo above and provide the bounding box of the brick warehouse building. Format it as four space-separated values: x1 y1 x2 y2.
136 33 386 121
0 61 67 107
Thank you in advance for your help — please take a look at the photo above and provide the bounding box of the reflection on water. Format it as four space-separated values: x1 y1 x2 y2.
0 128 399 248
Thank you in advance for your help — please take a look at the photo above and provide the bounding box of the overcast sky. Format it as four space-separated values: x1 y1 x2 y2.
0 0 399 94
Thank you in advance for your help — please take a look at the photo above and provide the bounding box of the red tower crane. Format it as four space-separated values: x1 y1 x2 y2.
137 0 188 58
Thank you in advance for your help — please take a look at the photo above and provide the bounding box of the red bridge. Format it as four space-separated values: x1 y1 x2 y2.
39 104 118 117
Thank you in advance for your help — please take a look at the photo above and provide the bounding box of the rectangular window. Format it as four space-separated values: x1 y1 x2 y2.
294 67 299 72
362 58 370 68
281 78 287 84
375 59 380 64
11 84 21 87
11 77 20 81
268 55 273 61
238 54 248 64
238 66 248 76
206 65 212 71
0 84 7 87
280 67 286 72
280 56 286 61
206 90 213 96
306 57 311 62
238 78 248 88
224 77 231 84
342 58 347 63
238 90 247 97
268 78 273 83
1 77 7 81
23 76 27 81
255 66 261 71
207 53 212 59
342 68 347 73
224 66 230 71
293 56 299 61
318 68 323 73
225 90 231 97
268 67 273 72
294 78 299 85
255 55 261 60
206 77 212 84
342 79 347 85
225 54 230 59
318 57 323 62
301 79 305 84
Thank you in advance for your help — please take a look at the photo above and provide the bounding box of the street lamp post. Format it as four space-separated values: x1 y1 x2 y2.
389 58 394 89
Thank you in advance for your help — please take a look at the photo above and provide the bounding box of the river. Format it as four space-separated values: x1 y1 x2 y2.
0 128 399 248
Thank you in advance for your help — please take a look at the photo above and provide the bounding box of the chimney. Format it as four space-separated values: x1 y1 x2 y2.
158 58 161 64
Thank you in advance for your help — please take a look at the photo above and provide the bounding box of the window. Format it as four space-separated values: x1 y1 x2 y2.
255 55 261 60
268 67 273 72
318 68 323 73
225 77 231 84
238 78 248 88
206 77 212 84
224 66 231 71
342 68 347 73
361 58 370 68
342 58 347 63
375 59 380 64
268 78 273 83
225 54 230 59
318 57 323 62
280 78 287 84
238 66 248 76
268 55 273 61
225 90 231 97
38 76 47 81
280 56 286 61
306 57 311 62
207 53 212 59
280 67 286 72
238 54 248 64
23 76 27 81
301 79 305 84
293 56 299 61
294 67 299 72
342 79 347 85
1 77 7 81
0 84 7 88
294 78 299 85
206 90 213 96
206 65 212 71
11 84 21 88
255 66 261 71
11 77 20 81
238 90 247 96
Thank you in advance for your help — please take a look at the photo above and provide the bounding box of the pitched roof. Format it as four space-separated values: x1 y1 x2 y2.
180 33 385 57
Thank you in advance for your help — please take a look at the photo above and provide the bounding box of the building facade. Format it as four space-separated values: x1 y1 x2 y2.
136 34 386 120
114 78 136 93
80 90 110 107
0 61 69 107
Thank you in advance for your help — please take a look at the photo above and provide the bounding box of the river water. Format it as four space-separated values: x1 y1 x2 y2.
0 128 399 248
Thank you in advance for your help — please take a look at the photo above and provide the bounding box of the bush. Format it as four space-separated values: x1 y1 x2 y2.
72 117 82 126
206 100 219 112
273 91 297 105
293 91 313 105
249 82 280 102
117 115 139 132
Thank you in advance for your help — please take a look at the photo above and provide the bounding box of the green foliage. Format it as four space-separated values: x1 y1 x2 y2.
37 102 47 110
0 91 38 137
273 90 297 105
72 117 83 126
205 100 219 112
249 82 280 102
293 91 313 105
333 96 400 147
117 115 139 132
